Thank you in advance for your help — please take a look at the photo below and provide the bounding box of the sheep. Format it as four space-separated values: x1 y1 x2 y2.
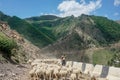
91 76 97 80
84 63 94 75
29 59 97 80
66 61 73 67
59 70 67 79
66 66 73 76
44 59 61 65
72 67 82 79
35 65 47 80
35 68 42 80
32 59 44 63
29 63 47 80
59 68 68 79
53 59 61 65
53 68 60 79
70 73 77 80
31 62 46 69
31 62 39 68
29 67 37 80
28 59 42 68
45 67 54 80
52 65 61 79
96 78 108 80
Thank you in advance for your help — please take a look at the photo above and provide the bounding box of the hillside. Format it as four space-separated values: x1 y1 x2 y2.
0 21 47 63
26 14 120 66
0 11 120 66
39 15 120 65
0 12 55 47
116 20 120 24
26 14 120 48
1 11 120 48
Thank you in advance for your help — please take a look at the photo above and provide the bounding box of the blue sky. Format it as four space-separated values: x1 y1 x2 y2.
0 0 120 20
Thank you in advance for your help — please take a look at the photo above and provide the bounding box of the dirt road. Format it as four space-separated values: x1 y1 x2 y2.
0 63 30 80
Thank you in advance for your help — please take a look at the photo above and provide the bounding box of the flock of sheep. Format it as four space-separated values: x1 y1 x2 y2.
27 59 109 80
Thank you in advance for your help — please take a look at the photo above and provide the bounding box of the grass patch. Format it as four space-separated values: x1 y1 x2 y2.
92 49 114 65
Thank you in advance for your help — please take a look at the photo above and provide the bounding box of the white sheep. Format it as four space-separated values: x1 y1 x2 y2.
35 66 47 80
35 68 42 80
29 67 37 80
29 59 97 80
45 67 54 80
59 69 68 79
66 66 73 75
97 78 108 80
52 65 61 79
70 73 77 80
53 68 60 79
66 61 73 67
72 67 82 79
84 63 94 75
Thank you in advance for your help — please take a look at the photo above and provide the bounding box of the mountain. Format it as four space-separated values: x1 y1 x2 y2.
0 21 47 63
116 20 120 24
26 14 120 65
25 15 60 22
0 12 56 47
0 11 120 66
1 12 120 49
26 14 120 49
37 15 120 63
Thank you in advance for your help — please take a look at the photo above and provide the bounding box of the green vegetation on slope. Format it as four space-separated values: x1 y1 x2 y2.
0 11 10 21
0 12 56 47
26 14 120 49
7 16 55 47
25 15 59 22
31 16 76 39
1 11 120 49
109 53 120 67
1 11 120 65
0 29 27 63
92 49 114 65
91 16 120 43
0 32 17 57
92 47 120 67
108 46 120 67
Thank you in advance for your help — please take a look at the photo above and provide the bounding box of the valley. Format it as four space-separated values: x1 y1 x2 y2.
0 11 120 80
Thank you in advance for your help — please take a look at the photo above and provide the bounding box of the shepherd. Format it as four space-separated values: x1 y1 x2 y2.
61 54 66 66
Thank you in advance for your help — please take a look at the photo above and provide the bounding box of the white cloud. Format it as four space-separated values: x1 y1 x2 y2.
114 0 120 6
57 0 102 17
114 12 119 16
104 14 108 17
40 13 59 17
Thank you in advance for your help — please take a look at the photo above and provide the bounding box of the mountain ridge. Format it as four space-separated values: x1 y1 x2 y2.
0 11 120 66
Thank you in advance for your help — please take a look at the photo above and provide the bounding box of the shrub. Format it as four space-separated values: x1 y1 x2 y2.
0 33 17 56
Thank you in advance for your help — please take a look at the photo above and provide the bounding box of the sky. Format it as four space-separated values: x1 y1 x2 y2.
0 0 120 20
